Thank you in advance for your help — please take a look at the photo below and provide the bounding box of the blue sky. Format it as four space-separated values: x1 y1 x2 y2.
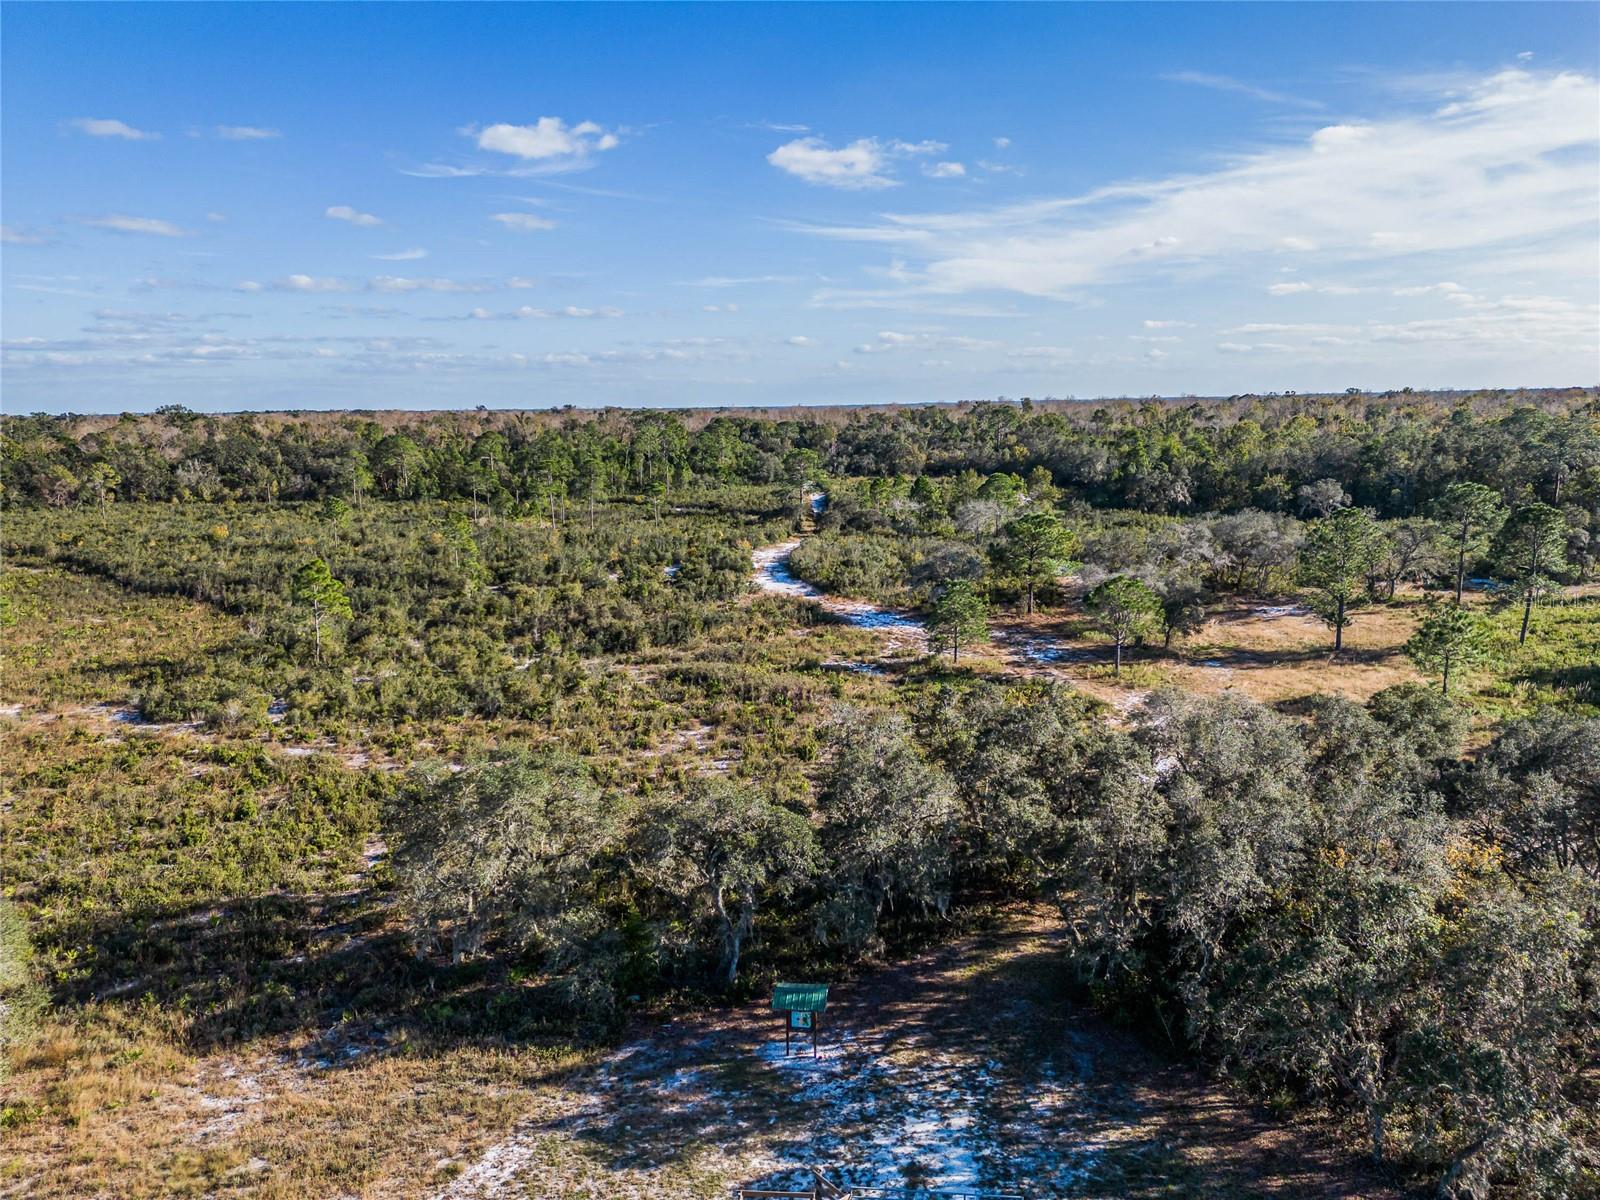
3 2 1596 413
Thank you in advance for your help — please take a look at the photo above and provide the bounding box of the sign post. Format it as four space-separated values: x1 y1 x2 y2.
770 982 828 1058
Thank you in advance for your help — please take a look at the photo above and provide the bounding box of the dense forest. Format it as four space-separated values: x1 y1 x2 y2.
3 389 1597 1197
6 388 1597 522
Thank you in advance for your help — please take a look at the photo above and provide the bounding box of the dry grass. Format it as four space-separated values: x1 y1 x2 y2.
0 566 238 709
2 1021 589 1200
980 591 1438 710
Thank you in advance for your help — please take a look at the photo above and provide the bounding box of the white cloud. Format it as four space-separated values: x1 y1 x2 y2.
490 212 557 232
1143 319 1192 328
369 276 483 294
1 225 51 245
1392 281 1466 297
768 136 945 189
1268 281 1365 296
993 137 1011 149
923 161 967 179
769 138 895 189
683 274 806 287
468 304 619 320
67 117 158 140
467 117 620 173
853 330 996 354
278 275 353 293
246 274 530 295
79 214 191 237
373 248 428 261
214 125 280 140
326 205 383 227
786 70 1600 308
787 335 815 346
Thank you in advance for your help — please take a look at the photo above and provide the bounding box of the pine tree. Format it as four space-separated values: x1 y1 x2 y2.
1404 602 1488 694
1432 482 1506 603
291 557 352 664
929 578 989 665
1494 503 1567 645
1300 508 1385 653
1085 575 1161 676
997 511 1076 614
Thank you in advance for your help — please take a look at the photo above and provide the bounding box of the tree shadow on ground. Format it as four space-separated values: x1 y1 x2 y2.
494 913 1417 1199
51 887 594 1071
1179 644 1396 670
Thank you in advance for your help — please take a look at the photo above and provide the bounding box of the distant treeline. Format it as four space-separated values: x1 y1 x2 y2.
4 389 1596 520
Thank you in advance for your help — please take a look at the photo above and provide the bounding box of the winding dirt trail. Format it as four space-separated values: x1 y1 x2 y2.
749 493 928 655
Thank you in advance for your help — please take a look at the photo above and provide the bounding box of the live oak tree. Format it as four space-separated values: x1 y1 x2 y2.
1370 519 1442 601
1085 575 1161 676
1296 476 1350 518
638 780 816 989
929 578 989 665
816 710 958 954
1207 510 1304 593
1300 507 1385 653
386 752 619 966
996 510 1076 614
1158 577 1208 651
290 557 352 665
1210 696 1451 1167
1460 712 1600 888
1413 864 1588 1194
1433 482 1508 603
1493 502 1567 645
1404 602 1490 694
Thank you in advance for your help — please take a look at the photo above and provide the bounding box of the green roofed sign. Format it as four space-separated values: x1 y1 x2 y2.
771 982 829 1057
771 982 828 1013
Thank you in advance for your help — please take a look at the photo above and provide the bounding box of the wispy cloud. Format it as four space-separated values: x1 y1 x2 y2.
1 224 54 245
66 116 159 140
372 248 428 261
326 205 383 227
214 124 281 140
788 70 1599 304
78 214 192 237
490 212 557 232
465 304 623 320
681 274 808 288
1162 71 1325 109
232 274 537 295
852 330 998 355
